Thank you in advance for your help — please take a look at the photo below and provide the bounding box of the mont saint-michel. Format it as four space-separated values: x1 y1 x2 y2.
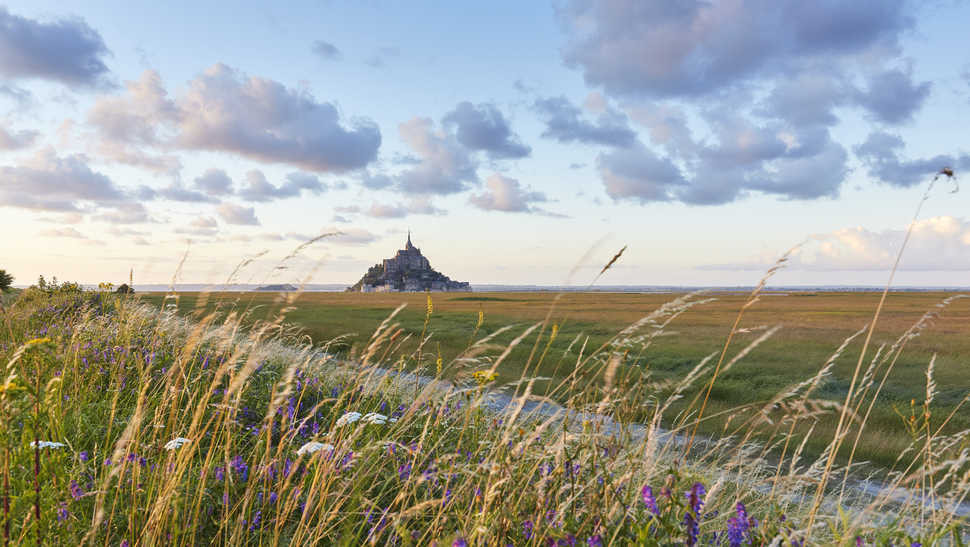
347 233 471 292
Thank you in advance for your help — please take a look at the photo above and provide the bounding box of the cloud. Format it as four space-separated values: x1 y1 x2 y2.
599 122 850 206
0 125 37 149
366 197 444 218
158 182 218 203
86 65 381 173
559 0 912 98
194 168 234 196
395 117 477 194
312 40 341 60
555 1 944 206
854 131 969 188
38 227 87 239
38 212 83 224
238 169 327 201
757 72 850 127
191 216 217 229
107 227 149 238
469 174 548 213
442 102 531 159
625 103 697 156
597 143 685 202
359 171 394 190
330 227 379 245
175 216 219 236
0 84 31 107
0 7 111 86
0 148 125 212
854 67 931 124
533 96 636 147
366 203 407 218
217 203 260 226
86 70 181 172
365 47 400 68
701 216 970 271
177 64 381 172
95 202 152 224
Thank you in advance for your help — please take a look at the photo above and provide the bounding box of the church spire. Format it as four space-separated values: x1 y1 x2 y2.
406 229 414 250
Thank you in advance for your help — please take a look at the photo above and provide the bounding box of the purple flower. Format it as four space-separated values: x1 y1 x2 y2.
57 502 69 522
523 520 534 539
230 455 249 481
687 482 706 515
69 479 84 500
727 502 751 547
79 451 89 462
340 451 354 470
121 541 130 547
268 491 278 504
398 463 412 480
683 511 699 546
586 535 603 547
103 458 112 466
453 539 468 547
641 485 659 515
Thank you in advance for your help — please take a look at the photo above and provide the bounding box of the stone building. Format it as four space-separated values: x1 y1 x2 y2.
348 232 471 292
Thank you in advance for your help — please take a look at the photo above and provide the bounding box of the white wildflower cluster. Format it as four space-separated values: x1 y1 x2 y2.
296 441 335 456
29 441 66 449
335 411 362 426
362 412 398 425
163 437 192 451
334 411 399 427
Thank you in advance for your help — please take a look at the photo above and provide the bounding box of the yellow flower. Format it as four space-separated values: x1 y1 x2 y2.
476 309 484 329
472 370 498 386
435 342 443 375
426 293 433 316
25 337 52 347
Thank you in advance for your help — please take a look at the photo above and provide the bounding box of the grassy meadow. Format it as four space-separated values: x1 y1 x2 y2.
144 289 970 470
1 281 968 545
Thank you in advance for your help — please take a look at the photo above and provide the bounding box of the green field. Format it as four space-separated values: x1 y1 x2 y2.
143 289 970 470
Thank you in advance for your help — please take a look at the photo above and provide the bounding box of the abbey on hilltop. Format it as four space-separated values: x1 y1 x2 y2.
347 232 471 292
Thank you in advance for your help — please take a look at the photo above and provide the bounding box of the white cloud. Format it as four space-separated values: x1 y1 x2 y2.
469 174 548 213
86 65 381 174
701 216 970 271
0 148 125 212
216 203 260 226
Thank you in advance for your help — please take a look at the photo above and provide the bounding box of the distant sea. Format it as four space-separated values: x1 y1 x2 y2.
74 283 970 293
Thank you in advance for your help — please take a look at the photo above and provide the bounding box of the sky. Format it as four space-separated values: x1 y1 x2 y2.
1 0 969 288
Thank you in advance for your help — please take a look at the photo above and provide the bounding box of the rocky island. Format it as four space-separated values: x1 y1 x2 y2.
347 233 471 292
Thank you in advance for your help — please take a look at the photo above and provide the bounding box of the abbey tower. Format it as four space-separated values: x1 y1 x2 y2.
347 232 471 292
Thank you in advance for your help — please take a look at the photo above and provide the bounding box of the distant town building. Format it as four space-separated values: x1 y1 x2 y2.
347 232 471 292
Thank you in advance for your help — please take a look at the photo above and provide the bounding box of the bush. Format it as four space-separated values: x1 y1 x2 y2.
0 269 12 292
